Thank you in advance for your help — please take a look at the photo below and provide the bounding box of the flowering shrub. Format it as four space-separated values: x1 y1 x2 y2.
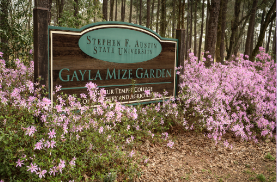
177 50 276 145
0 47 275 181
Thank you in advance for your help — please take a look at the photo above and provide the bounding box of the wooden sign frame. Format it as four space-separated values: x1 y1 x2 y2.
48 21 178 106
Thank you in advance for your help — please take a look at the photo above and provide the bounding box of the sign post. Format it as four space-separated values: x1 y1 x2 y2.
33 0 49 94
48 22 179 106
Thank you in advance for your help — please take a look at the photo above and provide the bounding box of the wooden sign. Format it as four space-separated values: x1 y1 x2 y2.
48 22 178 106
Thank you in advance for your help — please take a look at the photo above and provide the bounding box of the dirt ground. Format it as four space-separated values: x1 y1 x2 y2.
129 128 276 182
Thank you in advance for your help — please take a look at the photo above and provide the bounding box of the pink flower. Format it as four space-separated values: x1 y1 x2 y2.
99 88 106 97
49 166 57 176
129 150 135 157
27 163 38 173
36 168 47 178
0 52 3 57
57 159 66 173
144 158 149 163
34 141 44 150
16 159 24 167
48 129 56 139
29 49 33 54
80 93 87 98
144 90 150 96
162 132 168 140
99 126 104 134
55 85 62 92
55 104 62 112
167 140 174 148
49 140 56 148
223 140 229 148
45 140 50 148
85 82 97 90
25 126 37 137
76 134 80 140
69 157 76 167
41 98 51 108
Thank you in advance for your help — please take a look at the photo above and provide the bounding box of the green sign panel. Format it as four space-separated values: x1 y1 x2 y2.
48 22 178 106
78 28 162 63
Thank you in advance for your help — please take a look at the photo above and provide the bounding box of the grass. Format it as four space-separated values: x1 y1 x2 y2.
264 153 275 161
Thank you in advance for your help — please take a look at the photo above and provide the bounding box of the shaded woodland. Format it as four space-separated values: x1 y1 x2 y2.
0 0 276 66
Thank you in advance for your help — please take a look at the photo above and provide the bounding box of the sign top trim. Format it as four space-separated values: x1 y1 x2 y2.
48 21 178 43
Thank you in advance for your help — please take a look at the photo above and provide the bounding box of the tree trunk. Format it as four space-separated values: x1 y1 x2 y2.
226 0 241 60
250 1 276 61
103 0 108 21
185 0 190 59
261 7 265 27
110 0 114 21
194 0 197 56
204 0 220 67
160 0 166 37
204 0 209 51
181 0 185 29
234 17 248 57
198 0 205 61
266 21 273 53
56 0 59 25
135 5 138 24
233 0 245 57
139 0 142 25
115 0 117 21
225 32 228 52
48 0 52 25
121 0 126 21
129 0 133 22
93 0 99 22
146 0 150 27
0 0 9 61
182 1 186 57
272 26 276 56
73 0 79 27
156 0 160 33
150 0 155 29
123 0 126 21
215 0 223 63
57 0 65 26
172 0 176 38
189 0 192 52
121 0 126 22
220 0 227 64
177 0 181 29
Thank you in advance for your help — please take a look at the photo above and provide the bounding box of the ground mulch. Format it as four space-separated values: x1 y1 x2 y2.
127 128 276 182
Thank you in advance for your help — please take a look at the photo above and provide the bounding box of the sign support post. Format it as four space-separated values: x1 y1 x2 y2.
33 0 49 96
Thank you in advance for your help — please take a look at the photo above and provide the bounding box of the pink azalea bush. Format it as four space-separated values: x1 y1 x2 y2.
177 49 276 145
0 47 275 181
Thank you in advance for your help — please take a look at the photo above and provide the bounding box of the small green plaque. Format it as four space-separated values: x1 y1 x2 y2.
78 28 162 63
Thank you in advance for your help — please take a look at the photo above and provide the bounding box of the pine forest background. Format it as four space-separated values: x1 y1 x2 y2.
0 0 276 68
